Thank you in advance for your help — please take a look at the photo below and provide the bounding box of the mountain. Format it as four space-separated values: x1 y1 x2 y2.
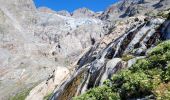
0 0 170 100
100 0 170 21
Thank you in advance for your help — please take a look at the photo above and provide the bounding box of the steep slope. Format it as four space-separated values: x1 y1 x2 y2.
0 0 61 99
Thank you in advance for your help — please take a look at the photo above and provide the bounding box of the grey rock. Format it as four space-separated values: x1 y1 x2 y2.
127 56 145 67
100 58 122 84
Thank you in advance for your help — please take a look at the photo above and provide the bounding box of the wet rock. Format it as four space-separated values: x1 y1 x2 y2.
161 20 170 40
100 58 122 85
127 56 145 67
134 48 146 56
51 67 88 100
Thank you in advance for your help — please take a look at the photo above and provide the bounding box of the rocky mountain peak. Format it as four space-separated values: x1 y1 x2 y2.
72 7 95 18
38 7 56 13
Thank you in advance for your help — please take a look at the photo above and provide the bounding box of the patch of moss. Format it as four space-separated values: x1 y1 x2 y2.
157 9 170 19
43 92 53 100
121 54 135 61
9 87 33 100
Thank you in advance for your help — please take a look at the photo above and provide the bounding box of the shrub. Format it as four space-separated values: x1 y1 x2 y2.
153 82 170 100
73 85 120 100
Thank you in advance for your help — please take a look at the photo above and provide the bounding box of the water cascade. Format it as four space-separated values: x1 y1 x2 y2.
51 17 170 100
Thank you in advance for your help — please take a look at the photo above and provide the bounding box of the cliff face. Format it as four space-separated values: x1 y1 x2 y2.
0 0 170 100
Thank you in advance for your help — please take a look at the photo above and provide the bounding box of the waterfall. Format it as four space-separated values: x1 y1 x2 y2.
50 17 167 100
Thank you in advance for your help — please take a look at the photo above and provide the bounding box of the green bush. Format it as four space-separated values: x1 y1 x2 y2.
73 85 120 100
149 40 170 56
9 88 32 100
43 92 53 100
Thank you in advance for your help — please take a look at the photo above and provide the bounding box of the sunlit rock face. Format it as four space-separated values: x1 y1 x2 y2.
0 0 37 28
0 1 56 99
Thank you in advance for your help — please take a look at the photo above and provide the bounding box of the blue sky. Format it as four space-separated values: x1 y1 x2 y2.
34 0 118 12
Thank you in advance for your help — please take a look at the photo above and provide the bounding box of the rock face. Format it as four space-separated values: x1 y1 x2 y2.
162 20 170 39
0 0 170 100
